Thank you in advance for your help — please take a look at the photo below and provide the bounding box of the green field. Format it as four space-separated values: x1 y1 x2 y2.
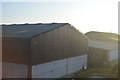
72 64 118 78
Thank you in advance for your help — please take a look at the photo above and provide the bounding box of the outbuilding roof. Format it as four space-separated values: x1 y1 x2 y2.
85 31 119 42
86 31 118 50
89 40 118 50
2 23 67 38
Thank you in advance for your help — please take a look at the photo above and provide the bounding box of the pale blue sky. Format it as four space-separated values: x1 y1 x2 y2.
1 0 119 34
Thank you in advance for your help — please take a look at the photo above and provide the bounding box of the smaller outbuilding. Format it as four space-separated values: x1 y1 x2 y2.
85 31 118 67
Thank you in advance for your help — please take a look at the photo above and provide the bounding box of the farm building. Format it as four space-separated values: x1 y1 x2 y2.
85 31 118 67
2 23 88 78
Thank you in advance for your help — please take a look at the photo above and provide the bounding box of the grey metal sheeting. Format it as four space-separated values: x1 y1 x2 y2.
2 23 67 38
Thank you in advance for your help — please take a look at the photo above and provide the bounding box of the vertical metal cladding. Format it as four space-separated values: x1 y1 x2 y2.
88 47 108 67
31 24 88 66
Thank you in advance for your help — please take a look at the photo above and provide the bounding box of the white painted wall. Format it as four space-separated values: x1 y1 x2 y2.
108 50 118 61
32 59 67 78
108 50 118 66
32 54 87 78
67 55 87 74
2 63 28 78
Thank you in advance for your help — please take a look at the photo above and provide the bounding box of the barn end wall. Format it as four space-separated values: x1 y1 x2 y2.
31 24 88 65
2 38 31 78
31 24 88 78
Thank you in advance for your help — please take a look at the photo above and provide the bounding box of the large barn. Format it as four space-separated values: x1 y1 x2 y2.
85 31 118 67
2 23 88 78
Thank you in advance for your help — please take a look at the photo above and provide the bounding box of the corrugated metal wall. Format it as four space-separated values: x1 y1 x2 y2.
88 47 108 67
31 24 88 65
2 38 30 78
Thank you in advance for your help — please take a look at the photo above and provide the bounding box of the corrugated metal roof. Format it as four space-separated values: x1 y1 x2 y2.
2 23 68 38
89 39 118 50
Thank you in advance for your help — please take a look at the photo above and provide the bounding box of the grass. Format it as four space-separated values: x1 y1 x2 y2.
72 65 118 78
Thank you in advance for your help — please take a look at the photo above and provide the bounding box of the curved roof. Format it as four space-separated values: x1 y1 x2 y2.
2 23 68 38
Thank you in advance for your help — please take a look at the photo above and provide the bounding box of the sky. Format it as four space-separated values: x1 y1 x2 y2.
1 0 119 34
